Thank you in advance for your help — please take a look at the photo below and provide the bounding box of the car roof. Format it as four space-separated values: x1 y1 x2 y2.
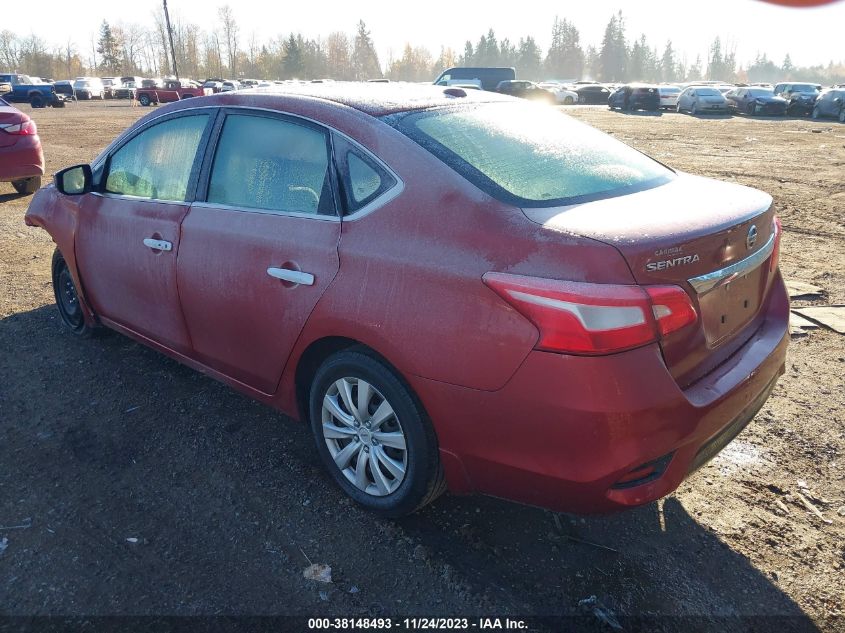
229 82 512 116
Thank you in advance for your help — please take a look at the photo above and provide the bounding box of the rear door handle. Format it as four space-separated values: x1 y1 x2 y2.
143 238 172 252
267 267 314 286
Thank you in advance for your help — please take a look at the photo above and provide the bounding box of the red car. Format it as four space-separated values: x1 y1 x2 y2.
1 96 44 194
135 79 212 107
24 85 788 517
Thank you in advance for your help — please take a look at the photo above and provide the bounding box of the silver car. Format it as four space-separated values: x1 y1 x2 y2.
676 86 728 115
812 89 845 122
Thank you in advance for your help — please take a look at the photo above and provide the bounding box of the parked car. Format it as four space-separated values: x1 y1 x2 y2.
135 79 211 106
113 81 138 100
608 85 660 111
676 86 729 114
101 77 120 98
773 82 819 115
574 84 612 104
538 82 578 105
657 85 682 109
0 73 70 108
433 67 516 91
53 80 75 100
202 80 223 93
25 85 788 517
141 78 164 89
811 88 845 122
73 77 105 100
494 80 555 103
0 96 44 194
220 80 241 92
725 87 788 116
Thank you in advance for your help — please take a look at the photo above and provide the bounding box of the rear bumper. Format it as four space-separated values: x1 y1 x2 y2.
416 273 789 513
0 136 44 181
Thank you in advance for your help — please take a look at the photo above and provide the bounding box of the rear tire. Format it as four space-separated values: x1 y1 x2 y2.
12 176 41 195
30 94 45 108
564 96 573 105
839 107 845 123
138 94 151 107
308 349 445 517
812 106 820 120
746 103 756 116
691 103 698 115
51 249 97 337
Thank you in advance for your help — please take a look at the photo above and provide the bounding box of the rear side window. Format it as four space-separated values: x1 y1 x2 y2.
105 114 209 202
386 102 672 208
207 114 334 215
334 137 397 214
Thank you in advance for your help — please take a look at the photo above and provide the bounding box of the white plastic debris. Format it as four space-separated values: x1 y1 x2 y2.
303 563 332 583
126 537 139 544
0 537 8 554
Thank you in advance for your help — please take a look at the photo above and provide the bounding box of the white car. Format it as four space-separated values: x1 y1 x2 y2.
539 82 579 105
657 85 682 109
220 80 241 92
72 77 105 100
676 86 729 115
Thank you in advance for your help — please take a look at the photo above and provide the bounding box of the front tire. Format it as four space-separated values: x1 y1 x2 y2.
12 176 41 194
309 349 445 517
52 249 97 337
564 96 573 105
691 102 698 115
839 107 845 123
812 106 820 119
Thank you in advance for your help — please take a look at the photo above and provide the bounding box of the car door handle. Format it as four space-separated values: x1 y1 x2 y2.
267 267 314 286
143 238 172 252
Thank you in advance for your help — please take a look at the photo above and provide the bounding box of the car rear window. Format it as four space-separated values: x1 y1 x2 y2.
385 102 672 208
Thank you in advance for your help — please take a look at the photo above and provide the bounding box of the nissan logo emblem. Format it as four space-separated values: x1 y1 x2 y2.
746 225 758 250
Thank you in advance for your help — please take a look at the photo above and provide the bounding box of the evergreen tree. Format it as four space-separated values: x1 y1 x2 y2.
352 20 382 79
516 36 542 80
97 20 122 74
661 40 677 82
545 17 584 80
283 34 304 77
599 11 627 81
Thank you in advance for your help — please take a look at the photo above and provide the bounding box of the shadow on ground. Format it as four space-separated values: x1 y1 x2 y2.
0 306 822 629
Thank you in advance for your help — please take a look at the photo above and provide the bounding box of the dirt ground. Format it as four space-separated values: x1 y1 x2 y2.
1 101 843 631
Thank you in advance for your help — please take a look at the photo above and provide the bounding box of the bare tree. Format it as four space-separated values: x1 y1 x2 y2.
218 5 239 76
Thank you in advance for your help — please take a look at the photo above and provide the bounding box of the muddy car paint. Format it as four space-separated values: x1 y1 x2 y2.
25 87 789 514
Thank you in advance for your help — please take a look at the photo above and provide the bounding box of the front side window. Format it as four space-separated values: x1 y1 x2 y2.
207 114 333 215
386 102 672 207
105 114 209 202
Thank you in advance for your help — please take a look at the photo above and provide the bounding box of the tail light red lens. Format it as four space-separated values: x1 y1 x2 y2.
0 119 37 135
770 216 782 273
483 272 697 355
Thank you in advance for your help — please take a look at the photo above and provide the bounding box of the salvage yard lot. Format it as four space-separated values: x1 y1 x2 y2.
1 100 843 628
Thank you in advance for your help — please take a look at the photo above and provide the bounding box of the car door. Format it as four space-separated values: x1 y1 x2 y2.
176 110 342 394
75 110 215 353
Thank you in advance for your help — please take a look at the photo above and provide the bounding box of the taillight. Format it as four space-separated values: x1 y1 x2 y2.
0 119 37 135
770 216 782 273
483 272 697 355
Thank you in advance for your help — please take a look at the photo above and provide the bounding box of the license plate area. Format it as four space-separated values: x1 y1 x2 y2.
698 264 766 345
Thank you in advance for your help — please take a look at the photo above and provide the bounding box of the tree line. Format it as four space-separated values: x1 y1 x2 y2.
1 8 843 85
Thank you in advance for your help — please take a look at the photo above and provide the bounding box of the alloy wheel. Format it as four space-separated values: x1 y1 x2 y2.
321 377 407 496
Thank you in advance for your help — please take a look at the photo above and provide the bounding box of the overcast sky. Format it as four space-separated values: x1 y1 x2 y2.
33 0 845 69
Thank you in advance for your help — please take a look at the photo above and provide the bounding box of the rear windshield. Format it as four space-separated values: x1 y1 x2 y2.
659 87 680 94
385 102 672 208
792 84 818 92
695 88 721 96
748 88 774 97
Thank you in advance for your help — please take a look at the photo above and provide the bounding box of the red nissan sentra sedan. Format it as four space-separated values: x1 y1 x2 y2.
1 96 44 194
25 84 788 517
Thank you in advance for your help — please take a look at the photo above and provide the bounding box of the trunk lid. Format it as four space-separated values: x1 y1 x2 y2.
523 173 778 387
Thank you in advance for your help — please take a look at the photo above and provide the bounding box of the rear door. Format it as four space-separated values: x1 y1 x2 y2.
176 110 342 394
75 110 215 353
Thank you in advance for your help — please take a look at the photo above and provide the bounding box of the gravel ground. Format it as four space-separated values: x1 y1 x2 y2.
0 101 843 631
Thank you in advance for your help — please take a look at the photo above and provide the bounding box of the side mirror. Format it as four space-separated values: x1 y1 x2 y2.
55 164 92 195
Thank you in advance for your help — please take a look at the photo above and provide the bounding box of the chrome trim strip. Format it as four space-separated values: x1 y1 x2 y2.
190 201 340 222
687 232 776 295
91 191 188 207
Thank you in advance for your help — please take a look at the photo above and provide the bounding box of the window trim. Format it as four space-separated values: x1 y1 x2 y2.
94 108 219 205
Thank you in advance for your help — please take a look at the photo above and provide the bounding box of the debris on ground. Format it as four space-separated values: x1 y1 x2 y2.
785 280 825 300
0 537 8 555
792 306 845 334
0 518 32 531
126 537 139 544
578 595 623 631
303 563 333 583
790 311 821 337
